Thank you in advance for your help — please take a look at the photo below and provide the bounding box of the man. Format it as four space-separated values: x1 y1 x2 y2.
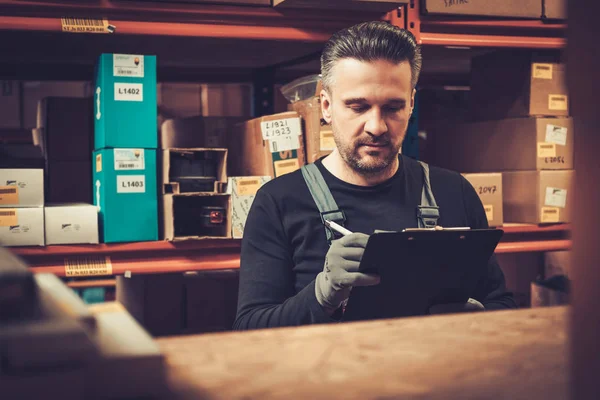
233 21 516 330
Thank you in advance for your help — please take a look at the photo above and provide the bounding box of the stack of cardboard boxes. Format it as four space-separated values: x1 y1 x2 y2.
92 54 159 243
433 50 574 226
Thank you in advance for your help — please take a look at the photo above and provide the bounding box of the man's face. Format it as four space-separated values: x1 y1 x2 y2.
321 59 415 174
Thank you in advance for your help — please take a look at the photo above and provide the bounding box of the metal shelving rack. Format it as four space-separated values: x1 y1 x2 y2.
1 0 570 278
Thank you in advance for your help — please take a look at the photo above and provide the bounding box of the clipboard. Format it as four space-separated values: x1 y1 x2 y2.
343 228 504 322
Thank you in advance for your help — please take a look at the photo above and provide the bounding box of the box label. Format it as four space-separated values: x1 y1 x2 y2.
236 178 261 196
545 187 567 208
113 54 145 78
260 118 301 140
0 185 18 205
117 175 146 193
269 135 300 153
65 256 113 277
273 158 300 177
548 94 568 111
114 83 143 102
96 154 102 172
484 205 494 223
0 209 17 226
114 149 145 170
537 142 557 158
541 207 560 223
545 124 568 146
532 63 553 80
320 131 336 151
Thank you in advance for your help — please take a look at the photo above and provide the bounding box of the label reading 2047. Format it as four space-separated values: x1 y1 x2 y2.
117 175 145 193
114 83 143 102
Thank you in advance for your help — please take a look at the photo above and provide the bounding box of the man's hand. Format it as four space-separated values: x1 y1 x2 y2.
428 298 485 315
315 233 380 314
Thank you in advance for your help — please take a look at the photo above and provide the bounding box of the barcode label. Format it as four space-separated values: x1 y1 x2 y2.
0 185 18 205
0 211 16 216
114 149 145 170
0 188 16 194
113 54 145 78
119 163 135 169
236 178 261 196
0 209 17 226
61 18 112 34
64 256 113 277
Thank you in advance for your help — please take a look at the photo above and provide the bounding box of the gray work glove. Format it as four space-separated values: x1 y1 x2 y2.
428 298 485 315
315 233 381 314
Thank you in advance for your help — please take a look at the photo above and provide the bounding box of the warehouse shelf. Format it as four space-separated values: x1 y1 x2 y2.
11 224 570 277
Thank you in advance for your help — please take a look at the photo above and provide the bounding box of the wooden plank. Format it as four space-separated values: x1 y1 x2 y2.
157 306 568 399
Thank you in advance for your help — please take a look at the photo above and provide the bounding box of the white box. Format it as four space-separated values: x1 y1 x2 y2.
227 176 270 239
0 207 44 246
0 169 44 207
44 204 99 245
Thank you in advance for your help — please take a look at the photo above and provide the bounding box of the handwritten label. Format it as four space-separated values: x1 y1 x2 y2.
478 185 497 195
260 118 301 140
0 185 18 205
545 124 567 146
114 149 145 170
541 207 560 223
116 175 146 193
545 187 567 208
320 131 336 151
544 156 566 165
537 142 557 158
548 94 568 111
113 54 144 78
65 256 113 277
269 135 300 153
236 178 261 196
484 205 494 223
114 83 143 102
532 63 553 80
0 209 17 226
273 159 300 177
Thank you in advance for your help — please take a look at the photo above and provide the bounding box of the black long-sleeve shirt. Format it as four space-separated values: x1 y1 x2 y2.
233 155 516 330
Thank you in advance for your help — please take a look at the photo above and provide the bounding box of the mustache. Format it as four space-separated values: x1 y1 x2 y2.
355 136 392 146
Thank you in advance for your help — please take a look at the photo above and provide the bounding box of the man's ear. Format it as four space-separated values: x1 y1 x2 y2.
320 89 332 124
410 88 416 114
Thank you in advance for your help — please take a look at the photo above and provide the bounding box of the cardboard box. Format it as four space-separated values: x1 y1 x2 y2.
0 207 44 246
227 176 271 238
162 193 231 240
422 0 541 18
93 149 158 243
544 0 567 19
44 204 99 245
288 97 334 163
162 148 227 194
432 117 574 172
94 54 157 149
160 116 244 149
0 80 21 129
470 51 569 120
47 160 92 204
37 97 93 161
462 173 503 227
0 169 44 207
544 250 570 278
0 144 45 169
157 83 202 124
503 170 573 224
22 81 90 129
229 112 305 178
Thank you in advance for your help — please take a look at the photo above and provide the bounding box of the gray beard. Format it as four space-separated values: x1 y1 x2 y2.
331 120 402 176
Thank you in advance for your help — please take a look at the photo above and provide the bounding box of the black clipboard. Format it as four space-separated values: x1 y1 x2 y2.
343 228 504 322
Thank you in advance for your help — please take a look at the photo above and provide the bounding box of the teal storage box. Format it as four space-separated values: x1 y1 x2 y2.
93 148 158 243
94 54 157 149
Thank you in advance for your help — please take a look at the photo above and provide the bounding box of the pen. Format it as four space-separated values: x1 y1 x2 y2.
324 220 354 236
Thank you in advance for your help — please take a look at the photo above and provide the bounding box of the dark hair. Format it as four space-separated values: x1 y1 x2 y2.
321 21 422 91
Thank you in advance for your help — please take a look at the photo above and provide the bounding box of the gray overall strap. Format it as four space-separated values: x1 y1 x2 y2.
417 161 440 228
300 164 346 243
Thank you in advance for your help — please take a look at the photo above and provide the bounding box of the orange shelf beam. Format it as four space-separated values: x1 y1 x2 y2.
67 279 116 289
420 32 566 48
496 239 571 254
